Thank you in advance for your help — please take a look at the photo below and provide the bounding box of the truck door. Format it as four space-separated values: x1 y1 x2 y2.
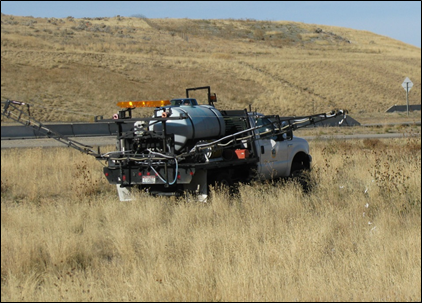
254 117 291 179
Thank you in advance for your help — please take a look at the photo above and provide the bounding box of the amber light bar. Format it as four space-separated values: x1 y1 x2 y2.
116 100 171 108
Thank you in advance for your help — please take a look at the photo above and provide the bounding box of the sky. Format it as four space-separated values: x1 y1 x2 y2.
1 1 421 48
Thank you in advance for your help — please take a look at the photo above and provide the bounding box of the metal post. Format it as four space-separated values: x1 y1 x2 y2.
406 83 409 116
162 120 169 188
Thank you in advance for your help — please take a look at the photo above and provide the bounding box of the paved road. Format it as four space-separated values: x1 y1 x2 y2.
1 132 420 150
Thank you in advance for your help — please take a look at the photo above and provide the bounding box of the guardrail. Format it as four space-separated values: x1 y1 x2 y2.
1 122 132 139
386 105 421 113
1 115 360 140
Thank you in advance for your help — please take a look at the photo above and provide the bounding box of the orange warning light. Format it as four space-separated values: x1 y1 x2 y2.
116 100 171 108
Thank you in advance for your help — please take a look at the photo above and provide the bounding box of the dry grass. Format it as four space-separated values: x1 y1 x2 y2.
1 137 420 301
1 14 420 123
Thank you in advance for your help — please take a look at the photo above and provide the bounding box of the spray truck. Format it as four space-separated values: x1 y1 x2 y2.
2 86 347 201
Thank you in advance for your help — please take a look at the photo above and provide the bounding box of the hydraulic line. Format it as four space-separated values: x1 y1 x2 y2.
146 150 179 185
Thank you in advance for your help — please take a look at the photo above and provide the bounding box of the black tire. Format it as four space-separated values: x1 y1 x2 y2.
290 163 312 193
208 171 238 196
212 172 233 188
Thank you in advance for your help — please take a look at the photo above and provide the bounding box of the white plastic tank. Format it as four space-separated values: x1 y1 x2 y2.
151 105 226 152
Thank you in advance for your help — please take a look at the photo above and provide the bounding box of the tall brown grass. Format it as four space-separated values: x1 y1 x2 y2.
1 137 420 301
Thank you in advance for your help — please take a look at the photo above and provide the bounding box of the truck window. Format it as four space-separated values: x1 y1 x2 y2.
170 99 198 106
256 117 281 141
171 99 183 106
256 117 274 134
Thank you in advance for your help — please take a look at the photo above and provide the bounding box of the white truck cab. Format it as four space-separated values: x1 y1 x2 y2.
251 114 311 180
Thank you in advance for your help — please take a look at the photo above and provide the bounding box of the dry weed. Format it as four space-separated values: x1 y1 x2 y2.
1 138 420 301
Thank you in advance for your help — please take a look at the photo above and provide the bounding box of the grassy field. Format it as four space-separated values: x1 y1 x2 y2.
1 137 420 301
1 13 421 302
1 14 421 123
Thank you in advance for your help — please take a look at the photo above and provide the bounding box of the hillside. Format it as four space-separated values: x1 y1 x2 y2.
1 14 421 123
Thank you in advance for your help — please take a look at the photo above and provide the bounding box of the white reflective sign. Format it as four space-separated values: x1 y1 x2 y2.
402 77 413 91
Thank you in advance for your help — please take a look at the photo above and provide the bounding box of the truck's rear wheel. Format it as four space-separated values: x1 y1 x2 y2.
211 172 233 187
208 171 238 196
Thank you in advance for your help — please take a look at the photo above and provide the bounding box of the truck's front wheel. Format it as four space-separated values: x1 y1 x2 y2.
290 162 312 192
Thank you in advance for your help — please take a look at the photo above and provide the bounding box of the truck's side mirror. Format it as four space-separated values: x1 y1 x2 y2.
284 129 293 140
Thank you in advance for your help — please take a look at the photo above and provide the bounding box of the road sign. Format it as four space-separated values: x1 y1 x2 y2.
402 77 413 91
401 77 413 116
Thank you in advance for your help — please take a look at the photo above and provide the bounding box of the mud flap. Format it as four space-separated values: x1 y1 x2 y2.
183 169 208 202
116 185 133 201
